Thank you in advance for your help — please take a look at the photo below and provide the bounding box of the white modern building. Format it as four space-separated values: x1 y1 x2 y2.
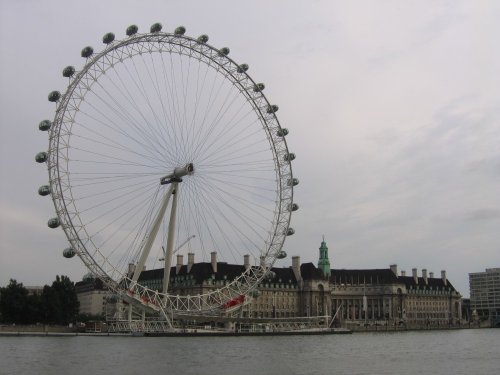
469 268 500 323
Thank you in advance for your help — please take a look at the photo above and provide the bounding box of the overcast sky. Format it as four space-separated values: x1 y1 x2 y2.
1 0 499 297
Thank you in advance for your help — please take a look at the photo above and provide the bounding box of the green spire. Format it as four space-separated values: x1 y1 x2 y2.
318 236 331 277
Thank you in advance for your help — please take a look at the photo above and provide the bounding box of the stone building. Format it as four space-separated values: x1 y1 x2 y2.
134 240 462 326
75 274 108 316
330 265 462 327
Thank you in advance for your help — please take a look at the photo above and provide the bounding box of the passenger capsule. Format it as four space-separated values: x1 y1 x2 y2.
253 83 265 92
287 178 299 186
286 227 295 236
197 34 209 43
237 64 249 73
277 128 288 137
48 217 60 229
48 91 61 102
39 120 51 131
277 250 287 259
219 47 230 56
288 203 299 212
174 26 186 35
267 105 279 114
38 185 51 196
81 46 94 58
126 24 138 36
284 153 295 161
150 23 162 33
63 247 76 258
102 32 115 44
35 152 48 163
62 66 75 78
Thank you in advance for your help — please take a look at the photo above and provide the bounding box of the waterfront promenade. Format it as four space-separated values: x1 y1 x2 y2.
0 322 488 336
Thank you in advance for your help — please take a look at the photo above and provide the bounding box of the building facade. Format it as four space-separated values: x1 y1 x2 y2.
469 268 500 324
75 275 108 316
330 266 462 327
135 240 463 327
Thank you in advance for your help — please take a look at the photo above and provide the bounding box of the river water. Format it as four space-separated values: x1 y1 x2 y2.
0 329 498 375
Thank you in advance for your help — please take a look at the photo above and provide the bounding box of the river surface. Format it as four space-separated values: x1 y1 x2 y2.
1 329 499 375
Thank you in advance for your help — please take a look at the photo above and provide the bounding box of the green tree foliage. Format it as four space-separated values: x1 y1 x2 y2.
41 275 79 324
0 279 29 323
0 275 79 325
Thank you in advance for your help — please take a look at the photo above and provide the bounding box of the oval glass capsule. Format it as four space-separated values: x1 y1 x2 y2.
35 152 48 163
62 66 75 78
38 185 51 196
174 26 186 35
253 83 265 92
277 128 289 137
39 120 51 131
48 91 61 102
48 217 60 228
267 105 279 114
81 46 94 58
219 47 230 56
150 23 162 33
126 24 138 36
63 247 76 258
197 34 209 43
102 32 115 44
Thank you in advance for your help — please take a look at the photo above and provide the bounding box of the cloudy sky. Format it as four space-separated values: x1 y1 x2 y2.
1 0 498 297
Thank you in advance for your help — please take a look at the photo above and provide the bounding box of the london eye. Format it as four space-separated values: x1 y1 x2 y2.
36 23 298 324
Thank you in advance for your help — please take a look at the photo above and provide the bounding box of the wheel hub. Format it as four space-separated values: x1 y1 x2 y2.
160 163 194 185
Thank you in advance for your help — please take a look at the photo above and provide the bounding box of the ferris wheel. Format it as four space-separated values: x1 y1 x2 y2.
36 23 298 320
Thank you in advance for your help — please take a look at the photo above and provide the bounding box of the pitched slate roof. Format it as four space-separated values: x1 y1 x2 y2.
138 262 303 285
136 260 457 292
330 268 399 285
271 267 297 283
398 276 457 291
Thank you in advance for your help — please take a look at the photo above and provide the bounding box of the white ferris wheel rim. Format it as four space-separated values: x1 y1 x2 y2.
45 27 294 314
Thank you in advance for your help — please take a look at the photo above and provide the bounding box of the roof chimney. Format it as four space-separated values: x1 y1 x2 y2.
292 256 302 282
211 252 217 273
429 271 434 279
176 254 183 274
128 263 136 277
187 252 194 273
244 254 250 270
260 256 265 268
401 270 406 277
422 269 428 284
412 268 418 284
390 264 398 276
441 270 447 285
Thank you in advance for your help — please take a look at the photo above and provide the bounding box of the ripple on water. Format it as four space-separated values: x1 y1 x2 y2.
0 330 499 375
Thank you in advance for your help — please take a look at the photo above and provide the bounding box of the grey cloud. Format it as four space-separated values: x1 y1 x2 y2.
1 0 499 300
464 209 500 222
466 157 500 177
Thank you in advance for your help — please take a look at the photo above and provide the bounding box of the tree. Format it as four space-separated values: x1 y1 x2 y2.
41 275 79 324
0 279 29 324
40 284 62 324
1 275 79 325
